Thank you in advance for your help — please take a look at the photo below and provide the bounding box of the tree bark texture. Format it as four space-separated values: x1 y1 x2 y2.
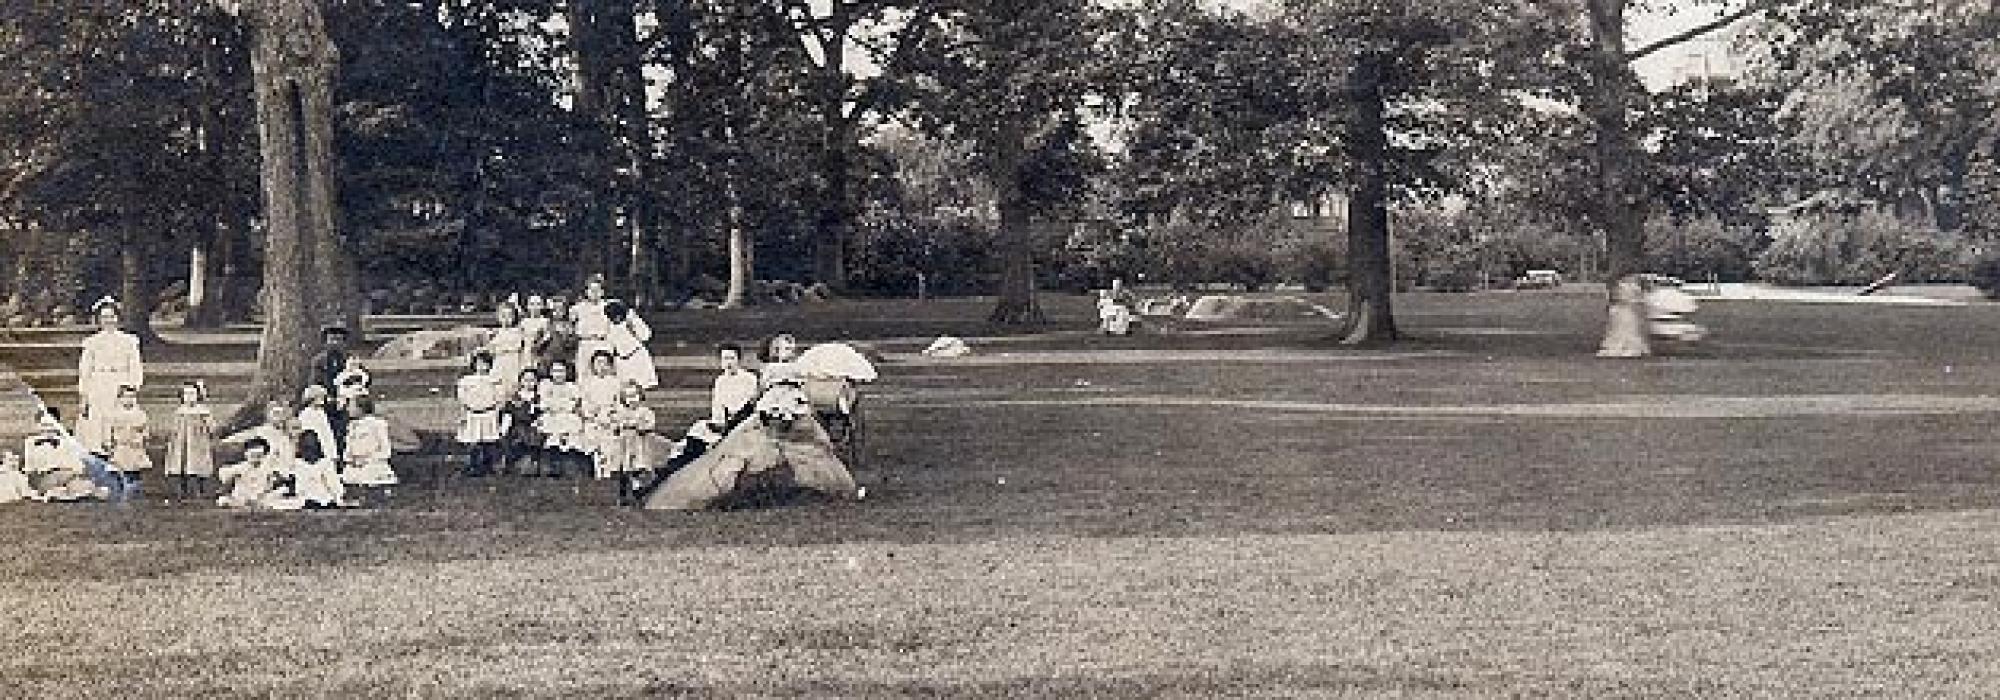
1340 57 1398 345
236 0 341 427
988 118 1044 325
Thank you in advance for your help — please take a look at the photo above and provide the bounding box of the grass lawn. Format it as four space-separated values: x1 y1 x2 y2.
5 289 2000 697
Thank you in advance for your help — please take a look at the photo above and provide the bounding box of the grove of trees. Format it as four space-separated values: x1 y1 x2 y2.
3 0 1998 360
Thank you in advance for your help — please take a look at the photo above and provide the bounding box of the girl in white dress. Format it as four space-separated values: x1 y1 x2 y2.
457 351 506 476
578 349 623 479
0 451 39 504
570 275 613 373
274 432 347 510
519 295 553 371
486 301 531 395
103 386 152 495
216 438 282 509
341 397 398 505
536 360 587 478
604 382 658 505
297 385 341 464
163 381 218 499
76 298 143 454
603 300 658 389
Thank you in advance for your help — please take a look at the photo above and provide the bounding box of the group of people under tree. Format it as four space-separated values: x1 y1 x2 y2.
7 300 395 507
6 272 863 510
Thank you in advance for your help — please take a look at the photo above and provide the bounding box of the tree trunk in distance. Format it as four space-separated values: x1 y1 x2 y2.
988 119 1043 325
814 117 854 293
232 0 339 430
1340 57 1397 345
1587 0 1648 349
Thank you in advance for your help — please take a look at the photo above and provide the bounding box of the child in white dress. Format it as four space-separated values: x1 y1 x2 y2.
103 386 152 496
578 349 623 479
280 431 347 510
537 360 587 478
0 451 39 504
456 351 506 476
341 398 398 506
297 385 341 464
216 438 282 509
163 381 218 499
605 382 658 505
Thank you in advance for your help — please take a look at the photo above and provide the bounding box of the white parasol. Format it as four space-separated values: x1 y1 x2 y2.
795 342 878 382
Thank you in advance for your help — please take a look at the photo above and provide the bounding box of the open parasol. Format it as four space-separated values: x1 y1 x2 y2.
795 342 878 382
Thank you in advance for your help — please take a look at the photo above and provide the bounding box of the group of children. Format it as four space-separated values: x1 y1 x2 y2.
454 320 802 506
3 277 830 510
0 378 399 511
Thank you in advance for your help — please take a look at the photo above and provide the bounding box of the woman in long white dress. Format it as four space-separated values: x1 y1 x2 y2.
76 298 143 454
603 300 657 389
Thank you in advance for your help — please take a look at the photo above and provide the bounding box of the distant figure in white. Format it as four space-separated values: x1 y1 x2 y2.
1598 274 1650 358
76 297 143 454
1098 289 1134 335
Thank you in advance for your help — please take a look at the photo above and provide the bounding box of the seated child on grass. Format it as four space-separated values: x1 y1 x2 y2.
340 397 398 506
216 438 281 509
0 450 40 504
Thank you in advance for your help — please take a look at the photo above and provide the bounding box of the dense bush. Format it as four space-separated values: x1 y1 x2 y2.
1644 216 1765 282
1753 211 1972 286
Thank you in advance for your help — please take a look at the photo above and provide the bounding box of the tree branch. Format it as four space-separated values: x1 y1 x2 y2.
1624 1 1775 63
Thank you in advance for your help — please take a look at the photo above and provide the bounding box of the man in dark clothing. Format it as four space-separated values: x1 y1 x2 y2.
309 327 352 448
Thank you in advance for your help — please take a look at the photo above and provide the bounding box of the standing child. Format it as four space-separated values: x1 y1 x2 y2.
578 349 623 479
163 381 218 499
487 300 531 395
341 398 398 506
605 382 658 505
540 298 579 377
603 300 658 390
334 356 372 416
297 385 341 466
103 385 152 497
456 351 506 477
0 451 39 504
502 368 546 476
520 295 552 371
216 438 281 508
536 360 586 478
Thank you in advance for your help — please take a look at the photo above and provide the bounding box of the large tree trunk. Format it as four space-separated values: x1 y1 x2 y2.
234 0 340 428
1340 58 1397 346
1586 0 1649 348
988 120 1044 325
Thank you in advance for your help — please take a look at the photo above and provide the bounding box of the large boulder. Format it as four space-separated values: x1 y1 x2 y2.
373 326 495 361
